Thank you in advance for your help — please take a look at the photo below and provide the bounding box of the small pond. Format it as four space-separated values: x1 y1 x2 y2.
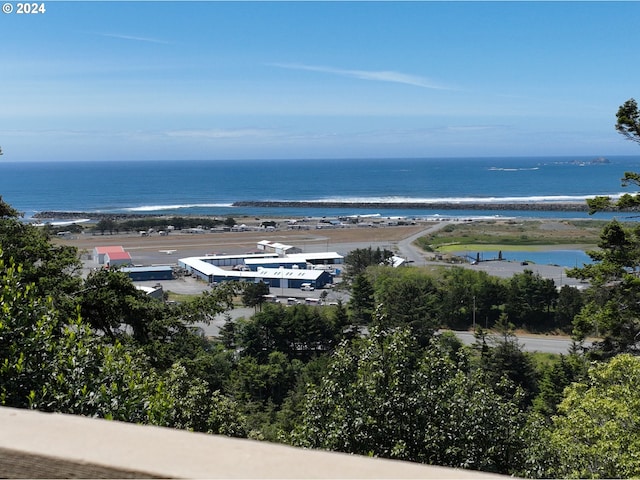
455 249 593 268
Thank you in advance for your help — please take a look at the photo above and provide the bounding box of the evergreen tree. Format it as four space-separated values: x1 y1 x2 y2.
348 273 375 328
290 327 527 474
535 355 640 478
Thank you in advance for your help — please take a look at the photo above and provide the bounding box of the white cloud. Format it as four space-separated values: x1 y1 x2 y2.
163 128 280 139
269 63 452 90
95 33 170 45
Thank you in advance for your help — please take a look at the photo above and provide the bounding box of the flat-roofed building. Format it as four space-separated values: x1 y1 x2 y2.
244 257 308 271
257 240 302 256
178 257 333 289
200 252 278 268
288 252 344 266
122 265 174 281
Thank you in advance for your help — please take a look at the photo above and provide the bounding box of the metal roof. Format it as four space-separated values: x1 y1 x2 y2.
122 266 173 273
105 251 132 260
179 257 325 281
287 252 344 261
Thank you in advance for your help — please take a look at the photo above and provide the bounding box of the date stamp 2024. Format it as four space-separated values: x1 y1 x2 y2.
3 2 46 14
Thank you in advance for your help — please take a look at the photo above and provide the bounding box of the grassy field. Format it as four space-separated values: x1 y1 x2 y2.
416 219 607 253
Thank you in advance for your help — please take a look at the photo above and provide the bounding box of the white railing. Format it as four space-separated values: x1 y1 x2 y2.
0 406 509 479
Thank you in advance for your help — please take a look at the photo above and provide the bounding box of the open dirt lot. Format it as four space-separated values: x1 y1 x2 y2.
55 224 429 266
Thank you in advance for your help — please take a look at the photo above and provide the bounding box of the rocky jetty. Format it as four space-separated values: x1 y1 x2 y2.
33 200 637 221
231 201 594 211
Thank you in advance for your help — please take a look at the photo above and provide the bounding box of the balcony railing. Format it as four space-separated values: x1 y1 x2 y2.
0 406 508 479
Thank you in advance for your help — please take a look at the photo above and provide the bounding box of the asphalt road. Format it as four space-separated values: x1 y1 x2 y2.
396 221 450 265
190 307 588 354
451 330 590 355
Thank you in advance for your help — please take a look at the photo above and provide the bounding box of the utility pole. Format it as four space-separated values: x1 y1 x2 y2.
472 295 476 329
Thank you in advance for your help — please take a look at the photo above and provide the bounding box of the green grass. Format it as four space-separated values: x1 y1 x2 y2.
166 291 199 303
529 351 563 370
437 243 557 253
416 220 602 253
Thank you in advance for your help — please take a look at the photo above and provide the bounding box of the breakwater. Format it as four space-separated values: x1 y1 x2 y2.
231 201 595 211
33 201 635 221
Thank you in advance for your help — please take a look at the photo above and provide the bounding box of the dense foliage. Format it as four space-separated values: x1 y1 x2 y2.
289 328 527 474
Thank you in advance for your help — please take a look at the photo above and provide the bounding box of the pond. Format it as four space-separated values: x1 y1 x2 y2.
456 249 593 268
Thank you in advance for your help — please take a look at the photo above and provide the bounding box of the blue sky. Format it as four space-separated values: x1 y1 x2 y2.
2 1 640 161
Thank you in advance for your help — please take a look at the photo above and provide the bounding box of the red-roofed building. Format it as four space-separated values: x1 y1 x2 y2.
93 246 125 265
104 251 132 267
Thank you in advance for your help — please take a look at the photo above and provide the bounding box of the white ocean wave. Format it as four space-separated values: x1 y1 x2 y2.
125 203 234 212
308 194 624 204
488 167 540 172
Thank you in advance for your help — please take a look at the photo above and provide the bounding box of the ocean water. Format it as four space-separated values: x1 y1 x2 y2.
2 156 640 220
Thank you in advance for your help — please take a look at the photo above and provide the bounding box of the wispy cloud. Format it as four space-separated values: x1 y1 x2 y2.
96 33 170 45
269 63 452 90
163 128 280 139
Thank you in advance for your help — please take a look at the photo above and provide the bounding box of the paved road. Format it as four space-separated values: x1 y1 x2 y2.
451 330 590 355
190 308 589 354
396 221 450 265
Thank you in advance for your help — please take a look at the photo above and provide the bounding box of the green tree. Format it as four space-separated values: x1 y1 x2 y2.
234 303 339 362
330 299 350 339
554 285 584 333
229 351 302 407
0 201 82 316
348 273 375 328
574 100 640 354
616 98 640 144
504 270 557 331
542 354 640 478
0 253 249 436
95 218 117 235
343 246 393 278
373 267 440 346
242 281 270 312
0 196 19 217
77 260 237 369
478 315 539 406
0 255 171 424
79 268 146 340
290 327 527 474
163 363 246 436
438 267 507 330
569 220 640 357
532 353 587 417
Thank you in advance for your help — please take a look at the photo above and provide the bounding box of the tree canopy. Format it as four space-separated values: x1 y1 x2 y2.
616 98 640 144
290 327 527 474
526 355 640 479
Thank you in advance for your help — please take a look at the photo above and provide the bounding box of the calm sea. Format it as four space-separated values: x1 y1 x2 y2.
2 156 640 220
